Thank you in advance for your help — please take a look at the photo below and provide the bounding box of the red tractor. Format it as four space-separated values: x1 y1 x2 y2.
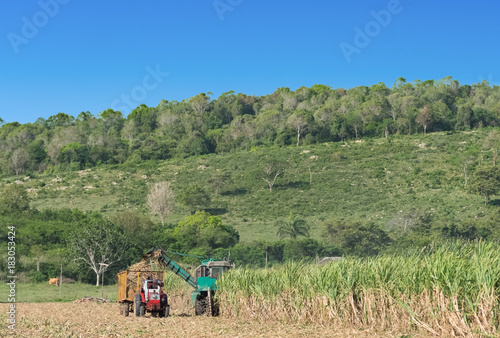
134 277 170 317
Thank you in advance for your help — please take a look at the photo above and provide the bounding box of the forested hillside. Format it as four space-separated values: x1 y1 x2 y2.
1 77 500 285
1 77 499 175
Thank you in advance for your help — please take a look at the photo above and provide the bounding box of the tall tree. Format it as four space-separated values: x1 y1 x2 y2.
69 215 127 286
30 245 48 272
416 105 433 135
189 93 212 115
469 166 500 206
178 184 211 214
10 148 29 175
121 119 137 141
288 111 310 146
110 211 155 253
147 182 175 226
275 210 310 240
281 90 297 111
261 162 285 192
345 111 363 139
483 130 500 166
127 105 156 134
98 109 124 136
46 113 75 129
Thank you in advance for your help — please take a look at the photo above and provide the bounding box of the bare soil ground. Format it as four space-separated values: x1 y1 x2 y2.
0 302 415 337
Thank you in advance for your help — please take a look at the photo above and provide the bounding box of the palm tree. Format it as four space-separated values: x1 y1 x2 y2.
275 210 310 240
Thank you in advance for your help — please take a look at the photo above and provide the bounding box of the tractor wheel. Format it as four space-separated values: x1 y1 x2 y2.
139 304 146 317
134 294 142 317
159 296 169 318
159 304 170 318
212 299 219 317
195 297 206 316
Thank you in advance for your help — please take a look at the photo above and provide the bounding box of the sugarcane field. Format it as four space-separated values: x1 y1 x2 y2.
2 244 500 337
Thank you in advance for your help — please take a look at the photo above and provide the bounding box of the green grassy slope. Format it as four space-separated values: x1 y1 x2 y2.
2 130 495 243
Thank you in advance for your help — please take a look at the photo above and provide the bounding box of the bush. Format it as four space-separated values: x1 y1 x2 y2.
324 219 392 256
30 271 47 283
284 238 321 261
171 211 239 252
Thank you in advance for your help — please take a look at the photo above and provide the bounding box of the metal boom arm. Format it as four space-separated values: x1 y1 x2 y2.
144 248 197 289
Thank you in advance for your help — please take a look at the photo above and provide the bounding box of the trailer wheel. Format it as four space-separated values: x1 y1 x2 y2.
120 302 129 316
134 294 142 317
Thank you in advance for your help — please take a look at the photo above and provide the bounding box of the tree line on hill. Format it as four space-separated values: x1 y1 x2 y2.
1 77 500 176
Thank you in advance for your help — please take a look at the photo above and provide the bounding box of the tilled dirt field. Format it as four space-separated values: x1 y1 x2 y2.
0 302 408 337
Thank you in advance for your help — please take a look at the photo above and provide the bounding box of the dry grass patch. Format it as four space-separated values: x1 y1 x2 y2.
0 302 392 337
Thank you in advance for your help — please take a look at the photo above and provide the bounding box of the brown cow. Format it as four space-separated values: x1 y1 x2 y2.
48 278 59 286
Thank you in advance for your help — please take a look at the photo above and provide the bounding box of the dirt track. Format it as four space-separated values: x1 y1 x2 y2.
0 302 410 337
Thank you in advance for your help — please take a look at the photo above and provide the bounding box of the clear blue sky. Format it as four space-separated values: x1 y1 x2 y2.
1 0 498 124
